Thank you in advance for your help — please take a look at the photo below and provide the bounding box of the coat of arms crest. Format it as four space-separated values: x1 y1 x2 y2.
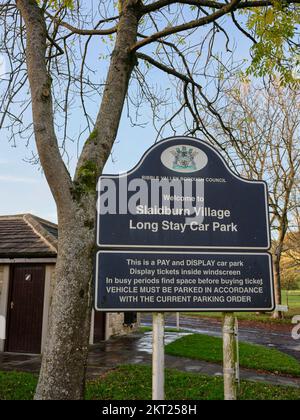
170 146 199 171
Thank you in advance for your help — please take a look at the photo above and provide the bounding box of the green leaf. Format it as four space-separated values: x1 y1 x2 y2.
265 9 275 25
245 4 300 84
37 0 74 10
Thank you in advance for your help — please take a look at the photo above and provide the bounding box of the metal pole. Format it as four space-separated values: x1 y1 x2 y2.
152 312 165 400
176 312 180 331
223 313 237 401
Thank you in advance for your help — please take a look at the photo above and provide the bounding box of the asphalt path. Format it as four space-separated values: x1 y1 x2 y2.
141 313 300 362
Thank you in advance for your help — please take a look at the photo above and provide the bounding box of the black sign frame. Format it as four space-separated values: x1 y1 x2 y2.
97 137 271 251
95 250 275 313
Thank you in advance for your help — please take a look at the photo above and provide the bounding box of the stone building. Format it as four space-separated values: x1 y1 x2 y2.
0 214 135 354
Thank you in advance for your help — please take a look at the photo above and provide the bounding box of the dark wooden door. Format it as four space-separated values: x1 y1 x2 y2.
6 265 45 354
94 312 106 342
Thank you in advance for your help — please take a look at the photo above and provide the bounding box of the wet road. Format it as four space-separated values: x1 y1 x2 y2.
141 314 300 362
0 314 299 389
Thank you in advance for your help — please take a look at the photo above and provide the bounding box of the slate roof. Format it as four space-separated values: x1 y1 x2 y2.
0 214 58 258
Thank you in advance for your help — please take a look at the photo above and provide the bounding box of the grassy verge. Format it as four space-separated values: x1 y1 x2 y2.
0 371 37 400
1 367 300 400
183 290 300 324
283 290 300 314
182 312 291 324
165 334 300 377
139 327 188 333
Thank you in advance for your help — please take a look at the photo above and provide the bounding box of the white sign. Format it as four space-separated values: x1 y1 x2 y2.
275 305 289 312
292 315 300 340
0 316 5 340
161 144 208 173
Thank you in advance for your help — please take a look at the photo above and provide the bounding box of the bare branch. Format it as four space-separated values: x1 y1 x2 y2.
230 11 257 44
132 0 242 51
141 0 300 14
45 11 118 36
16 0 73 208
136 52 197 85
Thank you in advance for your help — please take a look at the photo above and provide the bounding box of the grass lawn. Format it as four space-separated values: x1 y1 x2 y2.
0 371 37 400
165 334 300 377
283 290 300 312
183 290 300 324
1 367 300 400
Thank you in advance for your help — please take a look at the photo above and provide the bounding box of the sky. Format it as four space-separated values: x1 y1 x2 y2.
0 9 251 224
0 116 157 222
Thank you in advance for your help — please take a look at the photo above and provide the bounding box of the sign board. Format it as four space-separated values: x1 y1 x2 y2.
95 251 275 312
95 136 275 314
97 137 270 250
275 305 289 313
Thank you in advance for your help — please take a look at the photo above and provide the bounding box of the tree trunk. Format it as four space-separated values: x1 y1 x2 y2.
272 254 283 320
32 0 140 400
272 222 288 320
272 202 291 320
35 203 96 400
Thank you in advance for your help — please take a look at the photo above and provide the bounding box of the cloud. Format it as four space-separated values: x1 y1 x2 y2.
0 175 40 184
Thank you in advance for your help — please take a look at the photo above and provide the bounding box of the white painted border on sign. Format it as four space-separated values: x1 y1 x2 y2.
97 137 271 250
95 251 275 313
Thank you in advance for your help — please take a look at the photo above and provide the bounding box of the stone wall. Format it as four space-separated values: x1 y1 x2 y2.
106 312 139 340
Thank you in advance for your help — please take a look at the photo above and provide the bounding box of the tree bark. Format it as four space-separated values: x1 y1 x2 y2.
272 218 289 320
16 0 140 400
15 0 73 211
272 249 283 320
35 205 96 400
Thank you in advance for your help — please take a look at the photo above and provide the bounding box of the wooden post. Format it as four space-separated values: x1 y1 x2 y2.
152 312 165 400
223 313 237 401
176 312 180 331
235 317 240 388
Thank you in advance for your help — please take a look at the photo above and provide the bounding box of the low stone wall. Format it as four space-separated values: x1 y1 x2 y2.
106 312 139 340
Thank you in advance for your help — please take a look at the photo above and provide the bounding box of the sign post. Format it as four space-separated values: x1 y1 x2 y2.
94 136 275 401
223 313 237 401
152 313 165 400
235 317 240 388
176 313 180 331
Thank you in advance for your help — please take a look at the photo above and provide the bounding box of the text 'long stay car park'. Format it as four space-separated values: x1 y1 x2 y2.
94 136 275 313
